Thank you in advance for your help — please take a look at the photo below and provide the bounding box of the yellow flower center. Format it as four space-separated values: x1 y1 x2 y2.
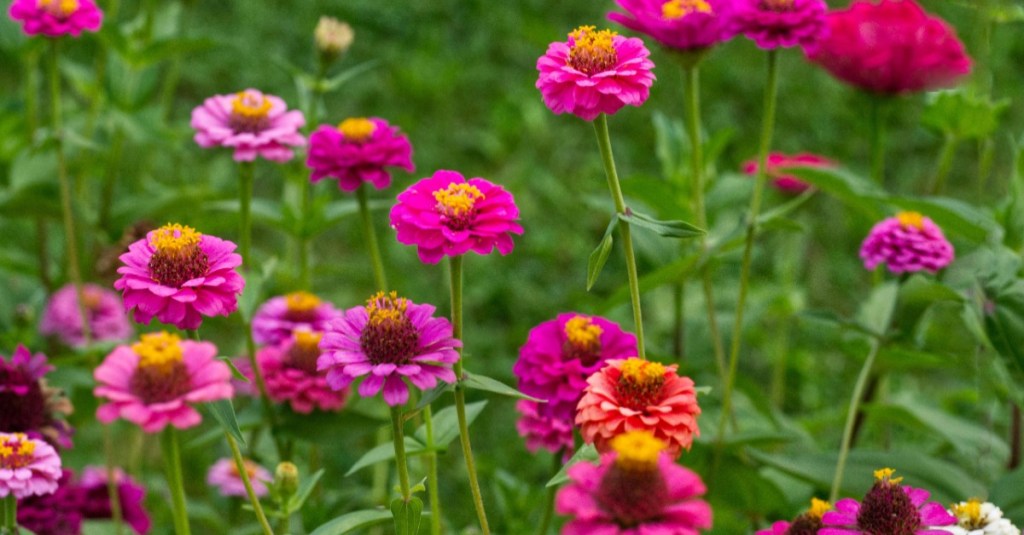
615 358 667 411
339 118 376 143
952 499 984 529
149 223 202 256
896 211 925 230
809 498 832 520
230 90 273 132
620 358 666 385
361 291 419 366
610 430 666 472
133 332 184 374
662 0 712 20
229 459 261 480
0 434 37 470
367 291 409 327
873 467 903 484
38 0 78 17
147 223 209 288
434 183 485 229
287 329 324 373
286 292 322 314
567 26 619 75
565 316 603 351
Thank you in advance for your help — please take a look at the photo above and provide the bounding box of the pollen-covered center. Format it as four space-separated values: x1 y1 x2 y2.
761 0 795 11
339 118 376 143
147 223 209 288
359 292 420 366
287 330 323 374
229 459 261 480
615 358 666 411
596 430 669 527
284 291 322 322
0 433 37 470
785 498 831 535
567 26 618 75
662 0 712 19
563 316 603 366
952 499 984 530
896 211 925 230
230 90 273 133
433 183 484 231
38 0 78 18
855 468 921 535
129 332 192 404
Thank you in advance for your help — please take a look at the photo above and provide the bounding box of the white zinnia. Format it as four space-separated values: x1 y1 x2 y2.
938 500 1020 535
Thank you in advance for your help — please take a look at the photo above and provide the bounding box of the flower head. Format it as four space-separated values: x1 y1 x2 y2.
576 357 701 458
252 292 342 345
318 292 461 406
742 152 835 193
16 469 85 535
390 170 523 264
0 432 62 499
0 346 73 449
114 223 245 330
556 430 712 534
536 25 656 121
207 458 272 498
607 0 735 52
805 0 972 94
8 0 102 37
821 468 956 534
859 212 954 274
40 283 133 347
758 498 832 535
730 0 828 50
938 499 1021 535
94 332 234 433
516 399 575 456
79 466 152 534
191 89 306 162
315 16 354 58
254 329 348 414
307 117 415 192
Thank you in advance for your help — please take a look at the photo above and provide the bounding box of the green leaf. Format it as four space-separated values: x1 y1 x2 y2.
390 496 423 535
546 443 599 488
756 189 815 227
345 437 428 476
320 60 381 92
855 281 900 337
921 91 1010 139
865 395 1009 461
286 468 325 513
309 510 394 535
204 399 246 447
218 357 250 383
779 166 886 219
885 195 1000 244
587 217 617 291
414 401 487 447
413 382 454 412
462 372 545 402
618 210 704 239
985 283 1024 375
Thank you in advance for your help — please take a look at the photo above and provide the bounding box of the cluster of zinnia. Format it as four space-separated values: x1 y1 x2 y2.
18 467 151 535
859 211 955 274
1 345 73 449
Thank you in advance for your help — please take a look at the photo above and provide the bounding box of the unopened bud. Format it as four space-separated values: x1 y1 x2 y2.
315 16 354 61
274 461 299 499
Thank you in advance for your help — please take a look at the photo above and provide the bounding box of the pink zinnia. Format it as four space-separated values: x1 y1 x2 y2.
40 283 133 347
318 292 461 407
576 358 701 458
389 169 523 264
757 498 832 535
94 332 234 433
307 117 415 192
742 152 835 193
79 466 152 534
0 432 61 499
556 430 712 534
255 330 348 414
536 25 655 121
821 468 955 534
731 0 828 51
515 400 574 456
859 212 954 274
114 223 245 330
805 0 972 94
207 458 272 498
1 345 73 450
191 88 306 162
8 0 102 37
608 0 735 52
252 291 342 345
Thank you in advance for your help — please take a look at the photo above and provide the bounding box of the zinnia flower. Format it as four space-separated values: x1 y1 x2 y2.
515 400 575 456
40 283 133 347
758 498 832 535
607 0 735 52
742 152 835 193
252 291 342 345
207 458 272 498
556 430 712 534
254 329 348 414
821 468 955 534
536 25 656 121
94 332 234 433
191 89 306 162
79 466 152 534
389 170 523 264
0 432 62 499
576 357 701 458
114 223 245 330
16 469 84 535
307 117 415 192
938 499 1021 535
0 345 73 449
731 0 828 50
805 0 972 94
859 212 954 274
8 0 102 37
318 291 460 406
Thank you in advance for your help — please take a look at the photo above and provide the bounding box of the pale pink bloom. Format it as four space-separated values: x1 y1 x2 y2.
0 432 62 499
191 89 306 162
207 458 271 498
40 283 132 347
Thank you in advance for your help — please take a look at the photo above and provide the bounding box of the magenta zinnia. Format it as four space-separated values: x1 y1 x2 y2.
307 117 415 192
0 432 62 499
731 0 828 51
1 345 73 449
515 399 575 455
79 466 152 535
318 292 460 406
94 332 234 433
821 468 955 534
254 330 348 414
859 212 954 274
742 151 835 193
389 169 523 264
252 291 342 345
8 0 102 37
608 0 735 52
40 283 132 347
114 223 245 330
191 88 306 162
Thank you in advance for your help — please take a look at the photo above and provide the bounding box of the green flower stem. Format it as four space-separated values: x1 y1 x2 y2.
161 427 191 535
449 255 491 535
424 406 442 535
390 405 413 501
593 113 646 360
226 433 274 535
48 39 91 345
35 218 53 293
357 184 389 291
535 452 562 535
104 425 125 535
718 49 780 438
830 334 886 502
2 494 15 533
869 96 887 185
238 162 255 265
929 134 958 196
298 176 312 290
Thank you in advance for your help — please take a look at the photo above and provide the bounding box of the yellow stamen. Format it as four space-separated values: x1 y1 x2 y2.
952 499 983 527
133 332 184 373
38 0 78 16
433 183 485 218
0 434 35 460
231 91 273 120
82 287 103 310
620 358 666 386
294 330 323 352
285 291 322 313
149 223 202 255
567 26 618 75
229 459 261 480
873 467 903 484
661 0 711 19
896 211 925 230
762 0 795 10
366 291 409 326
339 118 376 142
565 316 603 350
610 430 666 471
809 498 832 520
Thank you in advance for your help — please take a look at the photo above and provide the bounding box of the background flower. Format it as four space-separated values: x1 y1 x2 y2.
731 0 828 51
252 292 342 345
255 330 348 414
40 283 132 347
191 88 306 162
0 345 73 449
207 457 272 498
79 466 152 534
307 117 414 192
859 212 954 274
8 0 102 37
608 0 735 52
742 151 834 193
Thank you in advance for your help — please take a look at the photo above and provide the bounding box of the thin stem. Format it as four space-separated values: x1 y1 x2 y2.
35 218 53 293
104 426 125 535
226 433 274 535
535 453 562 535
161 427 192 535
390 405 412 501
424 406 442 535
929 134 958 195
357 185 389 291
238 162 254 265
24 48 39 142
448 255 491 534
298 176 312 290
830 336 885 502
593 114 645 359
869 97 887 185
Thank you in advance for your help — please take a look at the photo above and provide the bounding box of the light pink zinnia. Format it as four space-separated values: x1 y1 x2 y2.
191 89 306 162
515 400 574 456
114 223 245 330
94 332 234 433
307 117 415 192
206 458 271 498
40 283 132 347
608 0 735 52
805 0 972 94
536 25 656 121
859 212 954 274
318 292 460 407
0 432 62 499
8 0 102 37
742 151 835 193
389 169 523 264
255 330 348 414
821 468 955 534
556 430 712 534
252 291 342 345
731 0 828 51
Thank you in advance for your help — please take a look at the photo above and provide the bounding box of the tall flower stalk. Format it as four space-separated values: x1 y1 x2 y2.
226 433 274 535
161 427 191 535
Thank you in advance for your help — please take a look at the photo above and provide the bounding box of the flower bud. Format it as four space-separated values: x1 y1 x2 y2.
274 461 299 500
315 16 354 62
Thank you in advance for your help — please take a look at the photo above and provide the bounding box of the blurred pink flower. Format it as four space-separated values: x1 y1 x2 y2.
191 89 306 162
731 0 828 51
307 117 415 192
536 25 655 121
0 432 62 499
821 469 955 534
255 330 348 414
515 400 574 456
1 345 73 450
741 151 835 193
252 291 342 345
16 469 85 535
607 0 735 52
8 0 102 37
859 212 954 274
207 457 271 498
40 283 132 347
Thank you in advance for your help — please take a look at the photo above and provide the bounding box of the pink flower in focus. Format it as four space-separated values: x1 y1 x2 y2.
859 212 954 274
742 152 835 193
756 498 831 535
94 332 234 433
207 458 272 498
731 0 828 50
515 400 574 456
0 432 61 499
821 469 955 534
79 466 151 534
252 291 342 345
40 283 133 347
389 170 523 264
536 25 655 121
556 430 712 534
607 0 735 52
805 0 972 94
114 223 245 330
8 0 102 37
318 292 461 406
255 330 348 414
307 117 415 192
191 89 306 162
